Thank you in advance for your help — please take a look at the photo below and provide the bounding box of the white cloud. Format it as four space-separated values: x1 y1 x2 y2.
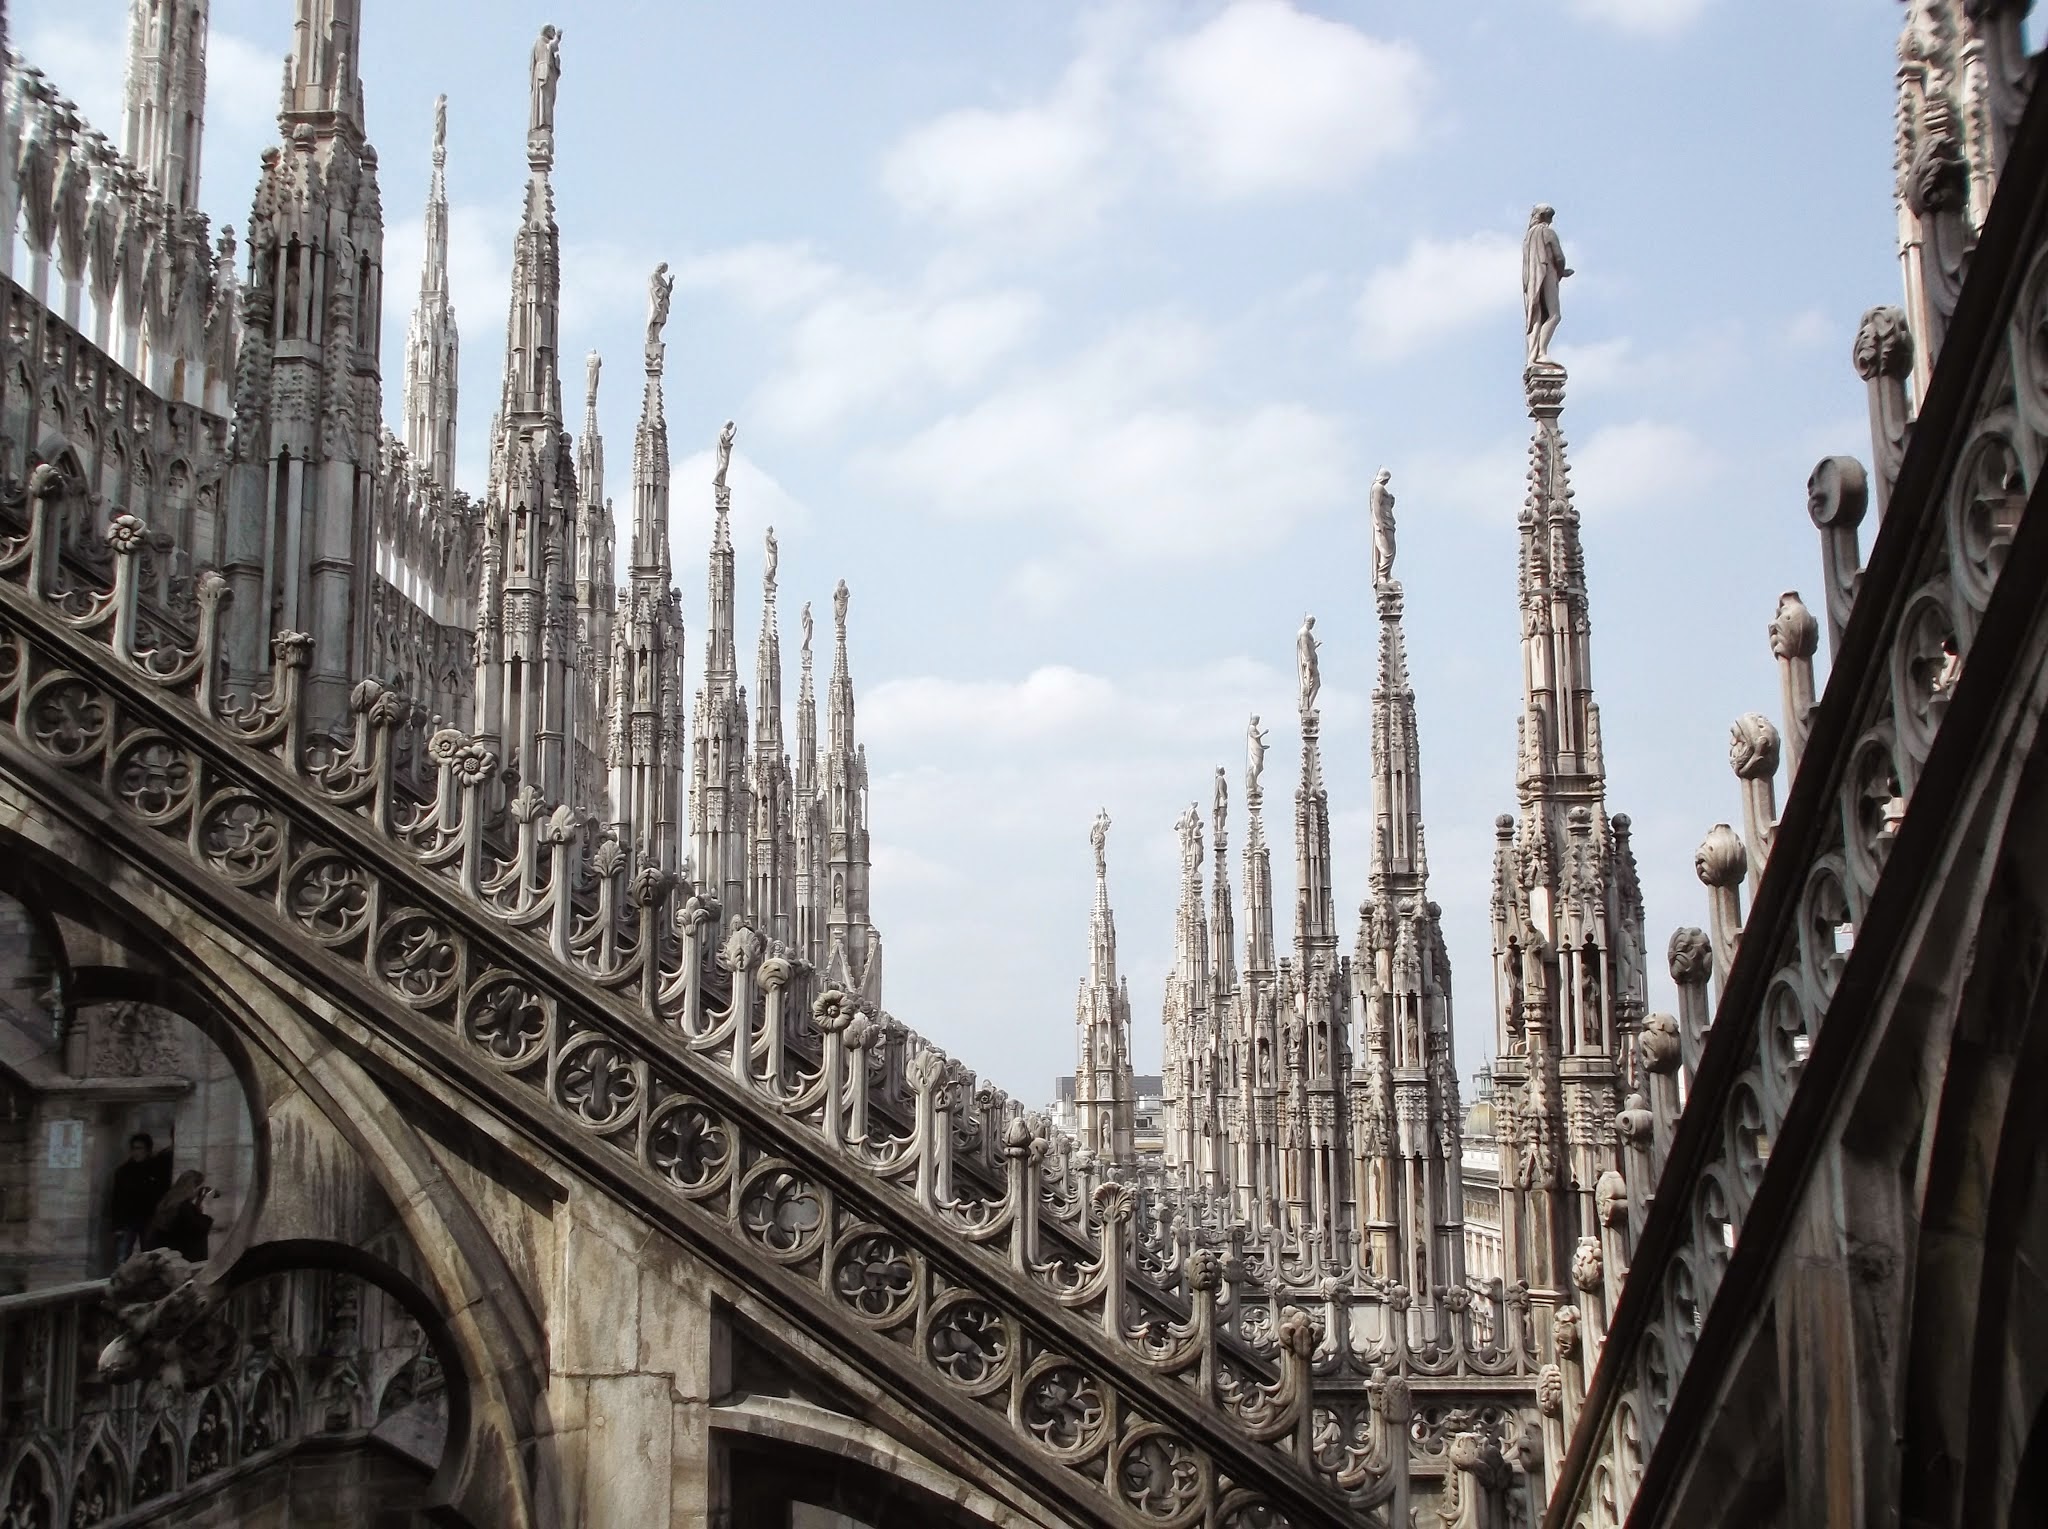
1570 421 1718 516
1566 0 1715 38
863 315 1353 561
678 241 1044 435
673 243 841 314
866 667 1121 745
882 81 1114 238
865 654 1357 756
1144 0 1430 199
880 1 1427 239
1356 232 1521 361
1408 439 1527 524
1549 336 1638 391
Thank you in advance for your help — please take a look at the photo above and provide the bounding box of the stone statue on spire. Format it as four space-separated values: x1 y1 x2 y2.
1297 615 1321 715
1247 715 1267 794
833 578 849 634
1522 204 1572 365
433 94 447 161
801 601 813 656
714 421 736 494
1370 468 1396 586
646 261 674 352
1091 809 1110 880
585 351 601 410
530 27 563 139
764 527 778 591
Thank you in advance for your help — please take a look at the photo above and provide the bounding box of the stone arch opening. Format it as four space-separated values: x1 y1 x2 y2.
0 873 264 1295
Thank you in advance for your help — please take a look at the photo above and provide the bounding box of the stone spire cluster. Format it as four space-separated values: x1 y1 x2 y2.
125 14 881 976
1142 473 1463 1290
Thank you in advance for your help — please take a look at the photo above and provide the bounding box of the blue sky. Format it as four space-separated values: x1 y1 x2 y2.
18 0 1947 1102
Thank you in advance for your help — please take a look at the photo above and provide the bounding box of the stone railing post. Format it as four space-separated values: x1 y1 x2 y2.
1853 305 1914 517
1729 714 1781 892
1094 1182 1133 1340
906 1047 947 1212
671 892 714 1027
106 513 146 662
1807 454 1870 654
719 924 763 1087
1769 590 1820 779
1667 928 1714 1077
814 990 853 1152
843 1015 874 1146
1694 824 1746 994
1003 1114 1039 1273
542 806 578 961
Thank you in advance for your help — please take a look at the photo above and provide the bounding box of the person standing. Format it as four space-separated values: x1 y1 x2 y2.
109 1128 173 1265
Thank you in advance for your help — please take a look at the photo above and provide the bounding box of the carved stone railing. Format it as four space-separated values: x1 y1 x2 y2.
0 1266 447 1528
0 489 1407 1525
1545 47 2048 1529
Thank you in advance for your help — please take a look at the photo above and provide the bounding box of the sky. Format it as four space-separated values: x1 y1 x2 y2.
14 0 1965 1104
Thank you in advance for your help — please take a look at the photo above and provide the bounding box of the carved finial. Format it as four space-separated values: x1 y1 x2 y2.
1369 467 1396 587
1522 203 1572 365
1090 809 1110 881
1770 590 1820 661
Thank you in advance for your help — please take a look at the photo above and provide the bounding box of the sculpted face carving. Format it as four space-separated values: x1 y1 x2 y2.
1728 712 1782 780
1852 305 1913 382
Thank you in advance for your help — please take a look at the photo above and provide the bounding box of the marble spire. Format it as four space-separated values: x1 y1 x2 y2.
794 603 824 966
611 273 685 869
403 96 459 491
1492 208 1646 1303
281 0 368 134
1353 478 1465 1292
220 0 385 731
820 579 880 1001
1075 811 1135 1168
123 0 209 212
691 423 751 920
751 530 794 941
574 351 614 815
475 24 577 802
1161 803 1211 1192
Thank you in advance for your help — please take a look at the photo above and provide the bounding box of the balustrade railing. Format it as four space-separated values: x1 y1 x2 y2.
0 461 1473 1525
1545 37 2048 1528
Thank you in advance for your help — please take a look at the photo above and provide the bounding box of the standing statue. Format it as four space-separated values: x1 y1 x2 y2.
646 261 674 350
1297 614 1321 715
1369 468 1396 586
584 351 601 409
714 421 737 493
833 578 849 632
433 94 447 157
1246 716 1267 794
1213 765 1227 820
1090 809 1110 880
764 527 779 589
530 27 562 139
1522 204 1572 365
800 601 813 655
